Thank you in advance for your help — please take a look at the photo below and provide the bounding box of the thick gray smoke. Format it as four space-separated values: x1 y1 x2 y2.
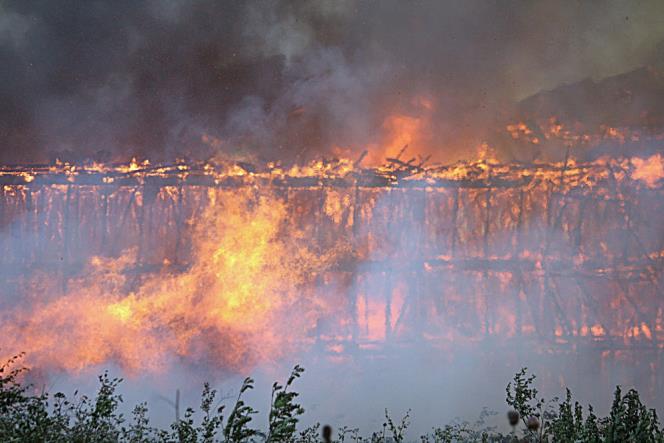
2 3 664 436
2 0 664 164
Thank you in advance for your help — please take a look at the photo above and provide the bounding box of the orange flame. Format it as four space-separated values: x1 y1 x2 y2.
363 96 435 165
2 190 345 374
631 153 664 188
0 144 662 374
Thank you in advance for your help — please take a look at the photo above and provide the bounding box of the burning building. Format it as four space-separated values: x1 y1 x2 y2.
1 0 664 426
1 151 662 375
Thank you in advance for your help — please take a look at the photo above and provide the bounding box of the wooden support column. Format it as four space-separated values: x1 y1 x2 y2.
451 187 460 256
414 187 427 336
39 187 50 264
349 181 362 345
513 189 526 336
61 184 73 292
575 277 611 339
137 187 147 266
173 183 185 265
100 187 110 254
573 197 587 256
316 184 326 247
544 274 573 337
24 186 34 264
137 182 160 266
384 188 397 341
114 190 137 256
482 179 492 336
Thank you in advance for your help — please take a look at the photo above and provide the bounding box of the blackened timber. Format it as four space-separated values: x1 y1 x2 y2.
0 170 598 189
100 187 110 252
61 184 73 292
113 190 137 256
173 184 185 265
482 171 492 335
348 179 362 345
451 187 460 255
23 187 33 262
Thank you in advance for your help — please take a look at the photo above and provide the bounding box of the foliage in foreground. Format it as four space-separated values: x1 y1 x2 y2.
1 353 663 442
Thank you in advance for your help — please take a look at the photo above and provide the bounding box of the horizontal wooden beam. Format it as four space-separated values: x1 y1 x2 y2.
1 159 659 190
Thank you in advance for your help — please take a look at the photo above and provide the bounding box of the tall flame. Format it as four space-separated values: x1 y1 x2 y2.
2 190 344 374
0 148 662 375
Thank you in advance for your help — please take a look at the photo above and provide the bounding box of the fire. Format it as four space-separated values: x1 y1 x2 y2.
1 190 345 374
631 153 664 188
506 122 540 144
382 115 422 156
505 116 664 151
0 147 662 375
120 157 150 173
364 95 435 165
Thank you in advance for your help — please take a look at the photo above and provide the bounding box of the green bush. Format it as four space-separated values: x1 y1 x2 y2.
1 354 662 442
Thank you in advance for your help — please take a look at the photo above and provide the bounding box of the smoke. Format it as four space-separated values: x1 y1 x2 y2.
1 2 664 436
0 166 662 435
5 178 659 437
2 0 664 164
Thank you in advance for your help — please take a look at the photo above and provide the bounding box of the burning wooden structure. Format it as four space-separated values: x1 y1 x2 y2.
1 155 662 356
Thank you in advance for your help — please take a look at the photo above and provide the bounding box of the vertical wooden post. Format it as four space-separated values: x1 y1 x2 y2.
173 183 185 265
114 190 136 256
62 185 72 293
349 181 362 346
482 177 492 336
514 189 525 336
100 186 110 254
137 186 146 266
37 187 49 264
483 185 491 258
573 197 586 256
451 187 460 256
385 269 392 341
24 186 34 264
384 188 397 341
414 187 427 336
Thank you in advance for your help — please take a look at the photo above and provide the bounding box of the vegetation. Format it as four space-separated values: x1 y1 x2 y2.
1 353 663 442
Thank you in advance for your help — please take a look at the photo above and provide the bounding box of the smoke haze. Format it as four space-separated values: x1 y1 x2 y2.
2 0 664 163
2 2 664 438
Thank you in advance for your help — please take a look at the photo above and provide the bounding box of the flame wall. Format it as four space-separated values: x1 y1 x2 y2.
1 159 662 358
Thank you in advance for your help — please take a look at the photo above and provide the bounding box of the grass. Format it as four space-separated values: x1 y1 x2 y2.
1 353 663 442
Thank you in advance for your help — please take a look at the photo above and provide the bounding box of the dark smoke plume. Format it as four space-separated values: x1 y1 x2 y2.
1 0 664 164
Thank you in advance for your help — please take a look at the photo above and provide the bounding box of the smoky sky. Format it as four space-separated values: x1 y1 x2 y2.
1 0 664 164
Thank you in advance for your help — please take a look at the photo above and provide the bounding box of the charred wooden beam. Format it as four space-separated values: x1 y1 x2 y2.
1 158 657 190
